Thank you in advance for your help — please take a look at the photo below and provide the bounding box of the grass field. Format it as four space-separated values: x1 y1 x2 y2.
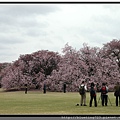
0 89 119 115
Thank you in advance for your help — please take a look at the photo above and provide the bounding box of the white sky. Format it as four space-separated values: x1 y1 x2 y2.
0 3 120 62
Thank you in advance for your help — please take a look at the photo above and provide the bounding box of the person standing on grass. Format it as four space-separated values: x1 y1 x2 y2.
89 82 97 107
100 83 108 106
114 82 120 106
105 82 109 106
79 80 87 106
25 84 27 94
43 83 46 94
63 83 66 93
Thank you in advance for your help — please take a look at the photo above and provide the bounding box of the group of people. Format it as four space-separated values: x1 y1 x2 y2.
79 80 120 107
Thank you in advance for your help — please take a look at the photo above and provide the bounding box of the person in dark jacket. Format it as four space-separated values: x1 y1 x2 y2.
100 83 108 106
25 84 27 94
89 82 97 107
114 82 120 106
63 83 66 93
43 84 46 94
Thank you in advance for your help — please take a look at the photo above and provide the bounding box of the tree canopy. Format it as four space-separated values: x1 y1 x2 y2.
0 39 120 91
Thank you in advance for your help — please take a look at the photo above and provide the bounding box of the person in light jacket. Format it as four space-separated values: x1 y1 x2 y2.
79 80 87 106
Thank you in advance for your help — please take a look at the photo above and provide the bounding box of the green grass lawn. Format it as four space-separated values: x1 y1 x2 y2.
0 89 119 115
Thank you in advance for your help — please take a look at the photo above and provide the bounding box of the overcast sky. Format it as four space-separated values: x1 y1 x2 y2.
0 3 120 63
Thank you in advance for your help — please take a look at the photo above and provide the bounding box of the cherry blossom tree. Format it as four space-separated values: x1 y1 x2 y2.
102 39 120 70
78 43 120 90
1 40 120 92
0 63 11 88
1 50 61 90
46 43 120 92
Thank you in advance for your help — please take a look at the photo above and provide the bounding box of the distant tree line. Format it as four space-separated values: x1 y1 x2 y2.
0 39 120 92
